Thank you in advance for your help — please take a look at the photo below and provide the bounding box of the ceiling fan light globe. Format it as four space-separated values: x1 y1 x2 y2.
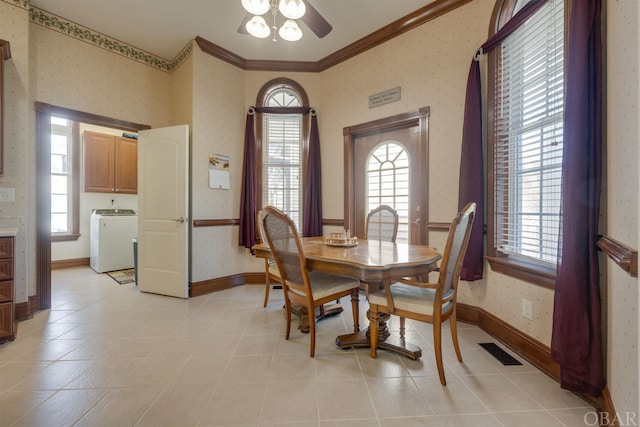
246 16 271 38
241 0 270 15
278 0 306 20
279 19 302 41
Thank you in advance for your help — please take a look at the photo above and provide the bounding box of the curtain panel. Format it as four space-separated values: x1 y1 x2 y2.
238 106 323 252
457 0 548 281
551 0 604 397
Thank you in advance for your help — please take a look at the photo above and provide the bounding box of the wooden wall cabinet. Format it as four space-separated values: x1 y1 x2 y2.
0 235 15 341
84 130 138 194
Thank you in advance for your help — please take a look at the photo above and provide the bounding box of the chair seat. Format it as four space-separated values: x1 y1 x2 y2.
288 271 360 300
368 283 451 315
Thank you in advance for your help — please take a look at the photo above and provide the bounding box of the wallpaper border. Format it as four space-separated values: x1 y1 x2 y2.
27 5 191 73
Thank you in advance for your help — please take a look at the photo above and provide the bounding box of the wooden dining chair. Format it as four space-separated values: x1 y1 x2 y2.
368 202 476 386
365 205 399 243
260 206 361 357
257 210 282 307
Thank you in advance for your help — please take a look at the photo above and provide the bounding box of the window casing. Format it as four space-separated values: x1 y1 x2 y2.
487 0 565 288
257 80 309 231
50 116 80 241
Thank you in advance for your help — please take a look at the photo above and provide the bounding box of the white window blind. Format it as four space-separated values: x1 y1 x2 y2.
263 113 303 230
493 0 564 265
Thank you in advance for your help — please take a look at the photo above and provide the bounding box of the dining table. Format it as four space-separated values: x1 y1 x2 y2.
254 236 441 359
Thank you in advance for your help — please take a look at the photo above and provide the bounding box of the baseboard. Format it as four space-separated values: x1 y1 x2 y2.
189 272 265 296
457 303 612 416
51 257 89 269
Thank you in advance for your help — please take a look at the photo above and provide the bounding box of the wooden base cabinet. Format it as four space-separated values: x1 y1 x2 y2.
0 235 14 341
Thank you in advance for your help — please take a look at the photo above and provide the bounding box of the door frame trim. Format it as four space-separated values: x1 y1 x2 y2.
343 107 430 243
35 102 150 310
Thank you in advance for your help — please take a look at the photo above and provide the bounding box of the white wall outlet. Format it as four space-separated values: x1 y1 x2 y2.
521 298 533 320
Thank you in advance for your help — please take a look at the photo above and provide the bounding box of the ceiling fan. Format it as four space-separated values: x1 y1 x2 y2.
238 0 332 42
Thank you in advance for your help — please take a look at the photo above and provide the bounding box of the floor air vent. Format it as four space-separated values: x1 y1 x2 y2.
479 343 523 366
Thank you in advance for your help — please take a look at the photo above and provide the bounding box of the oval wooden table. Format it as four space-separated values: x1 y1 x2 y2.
254 237 441 359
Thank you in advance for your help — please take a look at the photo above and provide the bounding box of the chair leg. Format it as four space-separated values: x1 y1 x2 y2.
309 305 317 358
263 260 271 307
283 292 292 340
351 289 360 332
263 278 271 308
399 317 406 339
433 321 446 386
450 310 463 362
369 307 380 358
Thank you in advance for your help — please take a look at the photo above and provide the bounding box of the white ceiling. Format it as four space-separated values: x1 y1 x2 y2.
30 0 436 62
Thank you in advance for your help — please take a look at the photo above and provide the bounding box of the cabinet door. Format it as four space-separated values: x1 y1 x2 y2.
84 131 115 192
115 136 138 194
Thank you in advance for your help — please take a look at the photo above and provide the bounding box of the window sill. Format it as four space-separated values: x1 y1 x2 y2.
52 233 80 242
485 255 556 290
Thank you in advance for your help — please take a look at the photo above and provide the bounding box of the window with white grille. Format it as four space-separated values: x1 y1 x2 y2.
51 116 73 234
492 0 564 266
262 89 303 230
366 142 410 243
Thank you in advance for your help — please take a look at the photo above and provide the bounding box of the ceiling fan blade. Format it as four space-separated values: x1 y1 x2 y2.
301 1 332 38
237 12 252 35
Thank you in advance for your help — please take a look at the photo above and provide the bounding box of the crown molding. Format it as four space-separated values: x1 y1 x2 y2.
197 0 472 72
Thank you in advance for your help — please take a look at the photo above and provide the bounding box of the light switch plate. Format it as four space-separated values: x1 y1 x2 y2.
0 188 15 202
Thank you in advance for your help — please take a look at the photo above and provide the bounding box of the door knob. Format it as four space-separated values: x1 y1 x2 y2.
174 217 185 223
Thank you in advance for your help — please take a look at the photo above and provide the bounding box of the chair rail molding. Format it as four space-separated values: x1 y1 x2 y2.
597 235 638 277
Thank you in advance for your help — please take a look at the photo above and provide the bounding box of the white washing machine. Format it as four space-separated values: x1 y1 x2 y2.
90 209 138 273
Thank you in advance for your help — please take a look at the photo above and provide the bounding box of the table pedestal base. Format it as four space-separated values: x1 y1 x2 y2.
291 303 343 333
335 312 422 360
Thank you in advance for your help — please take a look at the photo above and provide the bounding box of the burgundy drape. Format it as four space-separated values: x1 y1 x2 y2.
239 106 323 246
239 113 257 253
457 0 548 281
303 113 323 237
551 0 604 397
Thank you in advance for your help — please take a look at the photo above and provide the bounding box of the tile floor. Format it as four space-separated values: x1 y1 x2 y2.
0 267 595 426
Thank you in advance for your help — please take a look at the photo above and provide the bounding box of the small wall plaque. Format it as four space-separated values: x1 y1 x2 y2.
369 87 401 108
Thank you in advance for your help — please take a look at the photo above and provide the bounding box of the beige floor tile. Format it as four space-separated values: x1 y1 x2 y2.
260 380 319 424
460 373 543 412
493 410 566 426
198 382 267 425
136 382 214 426
366 377 433 418
268 353 317 383
505 371 592 409
11 388 108 427
0 390 55 425
0 268 599 425
317 379 376 421
413 376 490 415
74 386 163 427
355 350 411 378
12 359 95 391
218 354 273 385
315 353 364 381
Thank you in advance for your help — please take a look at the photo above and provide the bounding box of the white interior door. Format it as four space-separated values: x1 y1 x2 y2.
137 125 189 298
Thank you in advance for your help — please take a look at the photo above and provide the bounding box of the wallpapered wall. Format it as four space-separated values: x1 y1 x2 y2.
604 0 639 415
0 0 30 301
